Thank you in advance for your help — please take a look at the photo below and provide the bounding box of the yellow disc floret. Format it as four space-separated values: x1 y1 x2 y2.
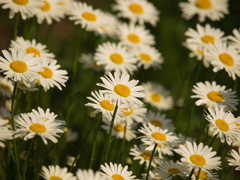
194 170 208 180
26 47 41 57
50 176 63 180
112 174 125 180
129 3 143 14
215 119 229 132
201 35 215 44
114 84 131 97
196 0 212 9
110 53 124 64
128 34 140 44
207 91 223 102
30 123 47 133
114 123 125 132
40 1 51 11
151 120 162 127
0 84 12 91
151 93 161 102
38 67 53 78
151 132 166 141
219 53 234 66
190 154 206 166
82 12 97 22
100 100 115 111
168 168 181 174
140 53 152 62
10 60 28 73
141 152 151 160
13 0 29 5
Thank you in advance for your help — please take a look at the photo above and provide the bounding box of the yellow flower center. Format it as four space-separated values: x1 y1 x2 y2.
40 1 51 11
236 122 240 130
201 35 215 44
128 34 140 44
141 152 151 160
26 47 41 57
110 53 124 64
168 168 181 174
122 107 133 116
207 91 223 102
29 123 46 133
4 117 12 125
197 48 204 55
13 0 29 5
38 67 53 78
150 93 161 102
219 53 234 66
0 84 12 91
37 80 41 85
190 154 206 166
196 0 212 9
194 170 208 180
151 132 166 141
10 60 28 73
50 176 63 180
114 84 131 97
112 174 125 180
129 3 143 14
215 119 229 132
114 123 125 132
157 143 162 148
100 100 115 111
140 53 152 62
151 120 162 127
155 179 162 180
82 12 97 22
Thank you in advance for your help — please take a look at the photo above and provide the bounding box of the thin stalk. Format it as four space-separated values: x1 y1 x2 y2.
89 114 103 169
146 143 157 180
22 139 34 180
224 166 232 180
33 137 39 180
119 121 127 164
234 78 238 91
105 103 118 162
14 13 20 39
195 169 201 180
209 133 218 147
211 72 217 82
35 86 42 109
188 168 195 180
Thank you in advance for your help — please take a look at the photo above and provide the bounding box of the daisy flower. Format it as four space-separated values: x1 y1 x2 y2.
120 105 147 124
79 53 104 72
191 81 238 111
131 45 164 70
40 165 76 180
14 112 64 144
139 123 179 148
0 119 13 147
17 80 38 93
94 42 137 75
56 0 74 14
175 141 221 174
117 23 155 48
0 76 13 97
228 148 240 170
191 169 219 180
142 82 173 111
0 107 15 126
229 28 240 53
36 0 65 24
0 0 43 20
141 171 170 180
179 0 229 22
143 111 175 131
37 59 68 91
10 36 55 62
112 0 160 27
205 41 240 80
76 169 110 180
100 162 137 180
97 72 145 106
146 141 174 158
0 49 43 87
130 144 160 168
67 2 106 32
205 105 240 145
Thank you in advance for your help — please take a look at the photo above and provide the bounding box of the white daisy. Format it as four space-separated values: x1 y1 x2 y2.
76 169 110 180
145 141 174 158
112 0 160 27
228 148 240 170
191 81 238 111
117 23 155 48
131 45 164 70
191 169 219 180
229 28 240 53
36 0 65 24
0 49 43 86
17 80 38 93
0 107 15 126
120 105 147 124
0 119 13 147
142 82 173 111
37 59 68 91
0 0 43 20
40 165 76 180
0 76 13 97
179 0 229 22
10 36 55 62
94 42 137 75
100 162 137 180
205 105 240 145
97 72 145 106
14 112 64 144
139 123 179 148
175 141 221 174
143 111 175 131
205 41 240 80
79 53 104 72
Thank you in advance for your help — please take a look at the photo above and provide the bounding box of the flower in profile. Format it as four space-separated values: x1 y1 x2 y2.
175 141 221 174
17 80 38 93
97 72 145 106
94 42 137 75
76 169 110 180
205 41 240 80
0 0 43 20
179 0 229 22
191 81 238 111
229 28 240 53
112 0 160 27
40 165 76 180
100 162 137 180
227 148 240 170
10 36 55 62
0 49 43 87
0 76 13 97
146 141 173 158
15 112 64 144
0 119 13 147
37 59 68 91
79 53 104 72
191 169 219 180
120 105 147 124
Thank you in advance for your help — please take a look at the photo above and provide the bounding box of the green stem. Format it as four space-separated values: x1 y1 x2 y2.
89 114 103 169
211 72 217 82
195 168 201 180
14 13 20 39
146 143 157 180
188 168 195 180
105 103 118 162
35 86 42 109
22 139 34 180
209 133 218 147
119 121 127 164
234 78 238 91
33 137 39 180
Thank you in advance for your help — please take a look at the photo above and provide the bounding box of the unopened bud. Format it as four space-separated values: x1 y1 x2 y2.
89 111 97 121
